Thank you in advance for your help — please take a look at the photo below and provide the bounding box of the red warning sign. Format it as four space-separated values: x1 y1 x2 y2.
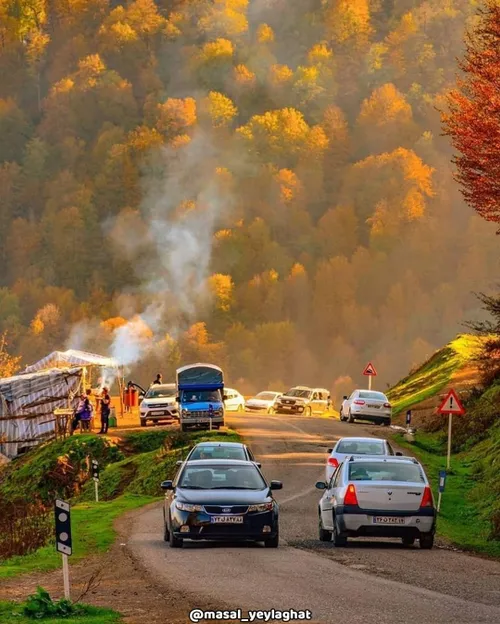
363 362 377 376
438 389 465 415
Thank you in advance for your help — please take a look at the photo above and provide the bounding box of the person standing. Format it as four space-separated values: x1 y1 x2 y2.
98 387 111 434
152 373 162 385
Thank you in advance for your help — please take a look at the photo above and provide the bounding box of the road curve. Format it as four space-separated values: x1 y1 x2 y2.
125 412 500 623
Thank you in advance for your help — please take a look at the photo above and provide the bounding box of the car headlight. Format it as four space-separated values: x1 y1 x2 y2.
248 502 273 512
175 501 204 512
182 409 188 416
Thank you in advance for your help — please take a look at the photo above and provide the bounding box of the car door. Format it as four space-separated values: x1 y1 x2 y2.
321 468 340 530
317 390 328 414
225 391 236 411
310 390 320 413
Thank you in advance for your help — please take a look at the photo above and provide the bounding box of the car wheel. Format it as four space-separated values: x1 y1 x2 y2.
264 529 279 548
304 406 312 416
238 404 244 413
267 406 275 415
319 515 332 542
169 525 183 548
419 533 434 549
140 420 147 427
383 420 391 427
163 520 170 542
332 516 347 547
180 423 187 432
402 536 415 546
347 411 355 424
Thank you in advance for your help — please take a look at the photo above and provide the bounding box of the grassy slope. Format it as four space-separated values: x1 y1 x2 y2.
0 602 121 624
387 334 481 415
0 429 241 580
392 432 500 558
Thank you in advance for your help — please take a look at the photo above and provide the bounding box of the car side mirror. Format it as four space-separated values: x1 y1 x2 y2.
395 452 403 456
160 480 173 490
176 460 183 466
270 480 282 490
343 396 348 400
223 395 228 401
327 448 333 453
315 481 327 490
256 462 262 468
175 396 180 402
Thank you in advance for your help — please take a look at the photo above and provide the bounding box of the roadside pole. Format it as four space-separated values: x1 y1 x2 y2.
209 404 213 431
368 375 372 391
55 499 72 600
437 389 465 508
92 459 99 502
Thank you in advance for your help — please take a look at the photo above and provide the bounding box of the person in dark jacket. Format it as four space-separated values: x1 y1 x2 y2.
98 387 111 434
152 373 162 385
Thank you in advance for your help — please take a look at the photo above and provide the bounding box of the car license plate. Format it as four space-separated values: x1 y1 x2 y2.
368 404 380 409
373 516 405 525
154 411 166 416
211 516 243 524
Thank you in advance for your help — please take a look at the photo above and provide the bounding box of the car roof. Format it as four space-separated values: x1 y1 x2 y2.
354 389 387 394
256 390 281 394
336 437 387 444
182 459 255 466
148 383 175 389
193 442 245 448
289 385 311 390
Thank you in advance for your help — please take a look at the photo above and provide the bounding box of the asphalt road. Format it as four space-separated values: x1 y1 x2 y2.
126 412 500 623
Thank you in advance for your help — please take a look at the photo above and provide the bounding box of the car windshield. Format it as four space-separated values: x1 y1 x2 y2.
337 440 385 455
178 465 266 490
189 446 247 461
145 386 176 398
285 388 311 398
255 392 277 400
181 390 221 402
348 462 425 483
358 391 387 400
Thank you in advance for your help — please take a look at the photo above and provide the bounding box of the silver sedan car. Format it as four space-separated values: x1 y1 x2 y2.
325 437 402 481
340 390 392 426
316 456 436 549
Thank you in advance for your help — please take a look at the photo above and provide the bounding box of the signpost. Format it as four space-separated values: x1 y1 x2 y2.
438 389 465 470
406 410 412 427
208 404 214 431
92 459 99 502
54 499 72 599
363 362 377 390
437 470 447 512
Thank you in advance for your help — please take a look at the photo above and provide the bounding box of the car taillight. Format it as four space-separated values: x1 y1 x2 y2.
384 402 391 408
420 486 434 508
327 457 339 468
344 483 358 506
353 400 365 405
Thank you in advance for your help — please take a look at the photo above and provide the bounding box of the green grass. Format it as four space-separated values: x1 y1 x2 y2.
0 494 154 579
392 431 500 558
0 601 122 623
387 334 481 415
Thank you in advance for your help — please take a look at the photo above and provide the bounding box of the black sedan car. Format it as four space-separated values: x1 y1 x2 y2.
161 459 282 548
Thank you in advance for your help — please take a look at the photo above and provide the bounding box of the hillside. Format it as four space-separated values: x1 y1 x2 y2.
388 334 483 420
0 1 498 393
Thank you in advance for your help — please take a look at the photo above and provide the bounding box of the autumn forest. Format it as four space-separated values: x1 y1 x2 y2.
0 0 498 395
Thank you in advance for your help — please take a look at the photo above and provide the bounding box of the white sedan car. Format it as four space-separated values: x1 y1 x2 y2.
224 388 245 412
340 390 392 426
316 456 436 548
325 437 402 481
245 391 282 413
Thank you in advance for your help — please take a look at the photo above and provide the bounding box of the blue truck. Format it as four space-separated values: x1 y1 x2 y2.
176 363 225 431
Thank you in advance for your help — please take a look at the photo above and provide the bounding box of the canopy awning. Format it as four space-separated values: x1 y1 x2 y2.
23 349 119 374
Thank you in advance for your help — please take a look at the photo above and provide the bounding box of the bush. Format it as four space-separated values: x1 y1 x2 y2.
0 500 52 560
452 383 500 450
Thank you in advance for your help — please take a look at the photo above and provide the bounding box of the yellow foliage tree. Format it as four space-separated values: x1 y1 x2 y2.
156 97 197 137
209 274 234 312
204 91 237 128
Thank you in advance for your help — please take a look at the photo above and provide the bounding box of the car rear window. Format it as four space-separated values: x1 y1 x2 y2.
190 446 246 460
337 440 385 455
348 462 425 483
358 391 387 400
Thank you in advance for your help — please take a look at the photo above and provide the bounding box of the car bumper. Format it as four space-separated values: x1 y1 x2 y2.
337 506 436 537
351 409 391 423
170 508 278 541
276 404 305 413
140 410 177 421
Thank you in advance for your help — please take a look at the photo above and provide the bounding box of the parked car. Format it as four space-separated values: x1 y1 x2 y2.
275 386 331 416
245 391 282 414
161 459 282 548
340 390 392 426
224 388 245 412
325 437 402 481
176 442 261 468
139 383 177 427
316 456 436 549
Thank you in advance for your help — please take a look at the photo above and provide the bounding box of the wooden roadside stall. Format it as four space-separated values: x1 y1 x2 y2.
0 350 123 459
